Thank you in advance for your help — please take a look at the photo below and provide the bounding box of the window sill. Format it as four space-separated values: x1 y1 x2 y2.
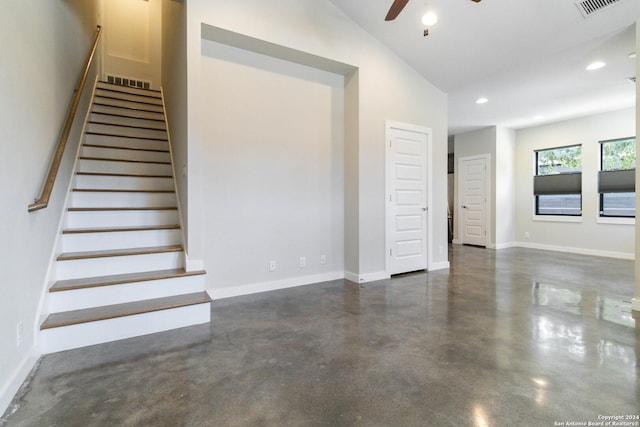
597 217 635 225
533 215 582 223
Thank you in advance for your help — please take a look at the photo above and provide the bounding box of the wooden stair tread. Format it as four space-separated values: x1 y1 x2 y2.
57 245 183 261
83 143 169 153
41 292 211 329
50 268 205 292
63 224 180 234
76 172 173 178
93 101 165 114
93 94 163 108
91 111 166 122
72 188 175 193
68 206 177 211
89 120 167 132
79 156 170 165
98 81 162 95
85 131 168 141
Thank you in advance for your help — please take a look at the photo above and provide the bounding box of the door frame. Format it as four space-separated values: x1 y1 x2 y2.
456 154 491 247
385 120 433 276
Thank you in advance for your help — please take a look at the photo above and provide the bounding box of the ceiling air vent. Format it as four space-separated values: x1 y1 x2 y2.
575 0 625 18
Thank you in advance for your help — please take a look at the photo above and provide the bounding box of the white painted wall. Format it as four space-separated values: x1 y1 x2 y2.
453 127 495 245
495 127 516 248
0 0 99 415
161 0 190 252
185 0 448 293
199 40 345 295
102 0 162 88
634 20 640 312
453 126 517 249
515 108 636 259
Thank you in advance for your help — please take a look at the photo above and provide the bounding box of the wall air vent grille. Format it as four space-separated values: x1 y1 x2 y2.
106 74 151 90
575 0 625 18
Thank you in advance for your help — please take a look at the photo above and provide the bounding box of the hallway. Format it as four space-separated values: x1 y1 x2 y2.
2 245 638 426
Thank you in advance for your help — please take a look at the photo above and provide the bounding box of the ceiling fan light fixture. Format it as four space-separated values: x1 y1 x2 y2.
421 11 438 26
476 97 488 104
586 61 606 71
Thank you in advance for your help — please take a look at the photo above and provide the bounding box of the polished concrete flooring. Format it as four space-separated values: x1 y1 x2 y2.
2 245 639 426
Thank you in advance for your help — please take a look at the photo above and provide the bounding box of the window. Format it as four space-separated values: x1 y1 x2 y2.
534 145 582 216
599 137 635 218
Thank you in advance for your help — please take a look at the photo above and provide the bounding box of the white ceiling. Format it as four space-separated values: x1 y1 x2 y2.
327 0 639 135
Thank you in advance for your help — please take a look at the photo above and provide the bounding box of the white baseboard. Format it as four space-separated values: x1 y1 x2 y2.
632 298 640 313
0 347 39 419
515 241 634 260
211 271 344 300
489 242 517 250
344 270 390 284
429 261 450 271
452 239 462 245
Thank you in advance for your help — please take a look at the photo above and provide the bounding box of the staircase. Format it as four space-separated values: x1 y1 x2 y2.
40 81 211 354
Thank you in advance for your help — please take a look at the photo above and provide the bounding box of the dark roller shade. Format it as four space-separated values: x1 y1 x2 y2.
533 173 582 195
598 169 635 193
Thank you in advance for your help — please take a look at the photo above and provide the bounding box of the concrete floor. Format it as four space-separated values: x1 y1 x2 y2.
2 245 639 426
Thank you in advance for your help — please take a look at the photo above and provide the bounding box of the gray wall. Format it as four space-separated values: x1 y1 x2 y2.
0 0 99 413
515 108 635 258
185 0 449 293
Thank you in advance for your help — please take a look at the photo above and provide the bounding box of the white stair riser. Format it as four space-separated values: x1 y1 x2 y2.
81 146 170 163
84 133 169 151
66 210 179 228
70 191 176 208
62 229 181 252
92 104 164 121
97 82 161 98
78 159 172 175
49 275 205 312
86 123 167 140
56 251 184 280
90 113 166 130
75 175 174 191
93 96 164 113
95 88 163 106
41 303 210 354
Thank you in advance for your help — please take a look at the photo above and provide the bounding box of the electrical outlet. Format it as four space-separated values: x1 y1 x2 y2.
524 231 530 239
320 255 327 265
299 257 306 268
16 321 23 348
269 260 276 272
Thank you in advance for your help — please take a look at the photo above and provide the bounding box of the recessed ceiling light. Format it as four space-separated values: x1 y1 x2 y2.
586 61 606 71
476 97 488 104
534 115 544 121
629 52 637 59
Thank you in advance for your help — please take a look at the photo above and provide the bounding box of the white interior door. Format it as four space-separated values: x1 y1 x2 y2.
386 125 428 275
459 156 487 246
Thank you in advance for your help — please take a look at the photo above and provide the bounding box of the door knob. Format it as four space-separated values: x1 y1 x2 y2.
422 207 427 211
461 205 467 209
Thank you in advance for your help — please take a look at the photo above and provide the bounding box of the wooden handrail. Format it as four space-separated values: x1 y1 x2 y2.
28 25 102 212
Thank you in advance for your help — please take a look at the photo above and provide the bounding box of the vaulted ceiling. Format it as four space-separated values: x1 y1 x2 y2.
328 0 639 135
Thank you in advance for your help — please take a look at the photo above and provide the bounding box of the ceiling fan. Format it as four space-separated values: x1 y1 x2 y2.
385 0 481 21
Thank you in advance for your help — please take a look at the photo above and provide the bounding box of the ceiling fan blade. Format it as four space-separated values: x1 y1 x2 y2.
470 0 481 2
385 0 410 21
